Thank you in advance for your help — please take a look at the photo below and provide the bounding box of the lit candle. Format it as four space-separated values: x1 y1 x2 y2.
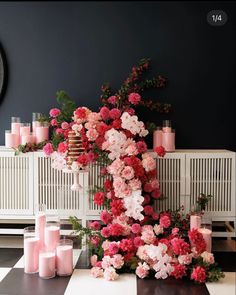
56 239 73 276
24 226 39 274
190 214 201 230
45 222 60 251
39 250 56 279
198 228 212 253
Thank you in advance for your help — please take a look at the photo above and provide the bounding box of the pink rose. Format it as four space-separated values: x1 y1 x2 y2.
128 92 141 105
107 95 117 105
61 121 69 130
43 143 54 156
49 108 61 117
109 108 121 120
50 118 58 126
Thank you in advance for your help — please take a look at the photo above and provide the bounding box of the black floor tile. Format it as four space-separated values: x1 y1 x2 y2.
0 248 23 267
213 251 236 272
0 268 71 295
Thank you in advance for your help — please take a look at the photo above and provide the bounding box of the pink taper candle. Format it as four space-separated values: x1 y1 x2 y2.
56 239 73 276
198 228 212 253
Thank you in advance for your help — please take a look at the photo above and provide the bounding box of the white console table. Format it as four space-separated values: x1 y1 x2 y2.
0 147 235 237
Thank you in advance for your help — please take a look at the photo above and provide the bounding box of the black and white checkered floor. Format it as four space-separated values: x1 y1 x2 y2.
0 248 235 295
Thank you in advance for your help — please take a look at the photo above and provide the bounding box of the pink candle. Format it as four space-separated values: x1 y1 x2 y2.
36 212 46 249
56 240 73 276
198 228 212 253
32 121 41 135
162 131 175 152
190 215 201 230
24 237 40 273
39 251 56 279
5 131 18 148
21 134 35 145
153 128 163 149
11 116 21 135
36 124 49 144
20 124 31 136
45 225 60 251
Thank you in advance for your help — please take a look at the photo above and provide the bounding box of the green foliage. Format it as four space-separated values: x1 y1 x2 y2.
145 121 157 134
55 90 77 123
51 131 64 149
14 141 48 155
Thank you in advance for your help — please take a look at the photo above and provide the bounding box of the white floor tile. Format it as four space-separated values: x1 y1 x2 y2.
0 268 11 282
64 269 137 295
206 272 236 295
13 256 24 268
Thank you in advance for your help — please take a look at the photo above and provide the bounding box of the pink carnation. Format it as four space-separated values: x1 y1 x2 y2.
100 210 113 224
131 223 141 234
160 215 171 228
136 262 150 279
136 141 147 153
109 242 119 256
121 166 135 180
191 266 206 283
100 106 110 120
49 108 61 117
89 221 101 231
90 235 100 246
134 236 144 248
61 121 69 129
86 128 99 141
101 227 110 238
129 178 141 190
171 264 187 279
111 254 124 269
91 267 103 278
201 251 215 264
109 108 121 120
107 95 117 105
103 267 119 281
128 92 141 105
57 142 68 153
43 143 54 156
50 118 58 126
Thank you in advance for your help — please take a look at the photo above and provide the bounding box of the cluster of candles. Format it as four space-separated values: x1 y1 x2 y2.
190 213 212 252
153 120 175 152
5 113 49 148
24 204 73 279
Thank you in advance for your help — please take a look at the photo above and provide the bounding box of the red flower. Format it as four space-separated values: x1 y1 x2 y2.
57 142 68 153
136 141 147 153
144 205 154 216
100 106 110 120
104 179 113 191
77 154 89 166
151 189 161 199
109 223 124 236
90 235 100 246
96 122 110 135
100 210 112 224
133 236 144 247
171 238 190 255
131 223 141 234
101 227 110 238
74 107 87 119
95 136 105 149
94 192 105 206
112 119 122 129
120 238 134 252
191 266 206 283
89 221 101 230
154 146 166 157
160 215 171 228
109 108 121 120
171 264 187 279
110 199 124 217
128 92 141 105
188 229 206 253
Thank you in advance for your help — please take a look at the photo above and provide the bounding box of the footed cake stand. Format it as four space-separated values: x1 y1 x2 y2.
63 167 89 191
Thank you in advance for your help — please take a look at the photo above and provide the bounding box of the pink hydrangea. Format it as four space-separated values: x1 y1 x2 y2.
43 143 54 156
111 254 124 269
107 95 117 105
128 92 141 105
109 108 121 120
103 267 119 281
61 121 69 129
91 267 103 278
121 166 135 180
49 108 61 117
136 262 150 279
160 215 171 228
100 106 110 120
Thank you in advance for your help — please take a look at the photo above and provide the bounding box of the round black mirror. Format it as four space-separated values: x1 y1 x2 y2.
0 43 8 105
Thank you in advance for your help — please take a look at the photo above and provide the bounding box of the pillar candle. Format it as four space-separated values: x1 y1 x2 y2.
20 124 31 136
198 228 212 253
45 225 60 251
56 242 73 276
5 131 17 148
190 215 201 230
21 134 35 145
162 131 175 152
153 128 163 149
24 237 40 273
36 212 46 249
39 251 56 279
36 125 49 144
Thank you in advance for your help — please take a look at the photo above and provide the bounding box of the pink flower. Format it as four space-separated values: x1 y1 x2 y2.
50 118 58 126
134 236 144 247
61 121 69 130
152 212 159 220
90 267 103 278
153 224 164 235
136 262 150 279
109 242 119 255
141 228 155 244
191 266 206 283
49 108 61 117
57 142 68 153
90 235 100 246
172 227 179 236
89 221 101 230
94 192 105 206
43 143 54 156
103 267 119 281
100 106 110 120
100 210 112 224
86 128 99 141
201 251 215 264
101 227 110 238
144 205 154 216
109 108 121 120
178 254 192 265
121 166 135 180
136 141 147 153
55 128 64 135
131 223 141 234
111 254 124 269
154 146 166 157
90 255 98 267
171 264 187 279
77 154 89 166
126 108 135 115
129 178 141 190
142 154 156 172
107 95 117 105
160 215 171 228
128 92 141 105
125 143 138 156
101 256 112 269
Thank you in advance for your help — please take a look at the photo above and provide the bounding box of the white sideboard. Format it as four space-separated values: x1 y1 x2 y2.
0 147 235 237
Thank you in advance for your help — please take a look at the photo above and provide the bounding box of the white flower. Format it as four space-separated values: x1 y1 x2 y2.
121 112 149 137
123 190 144 221
51 152 67 170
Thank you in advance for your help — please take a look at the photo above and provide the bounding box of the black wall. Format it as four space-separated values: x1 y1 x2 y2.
0 1 235 150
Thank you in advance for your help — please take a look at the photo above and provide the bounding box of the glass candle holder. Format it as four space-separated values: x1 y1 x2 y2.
201 212 212 231
20 123 31 137
39 248 56 279
35 204 46 249
45 216 60 251
11 117 21 136
190 212 201 230
24 226 40 274
36 122 49 144
5 130 17 148
162 129 175 152
32 112 42 134
153 127 163 149
198 226 212 253
162 120 172 133
56 239 73 276
21 132 35 145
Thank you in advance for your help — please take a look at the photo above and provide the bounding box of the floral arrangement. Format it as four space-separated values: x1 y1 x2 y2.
40 59 223 283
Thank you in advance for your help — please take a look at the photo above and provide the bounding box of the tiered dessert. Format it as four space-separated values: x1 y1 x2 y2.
66 130 84 169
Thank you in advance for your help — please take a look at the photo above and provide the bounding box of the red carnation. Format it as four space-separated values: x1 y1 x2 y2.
112 118 122 129
154 146 166 157
120 238 134 252
171 264 187 279
77 154 89 166
74 107 87 119
94 192 105 206
144 205 154 216
100 210 112 224
100 106 110 120
110 199 124 217
191 266 206 283
104 179 113 191
109 223 124 236
109 108 121 120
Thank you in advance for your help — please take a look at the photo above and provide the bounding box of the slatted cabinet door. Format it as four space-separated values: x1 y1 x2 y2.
0 150 34 215
185 151 236 219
